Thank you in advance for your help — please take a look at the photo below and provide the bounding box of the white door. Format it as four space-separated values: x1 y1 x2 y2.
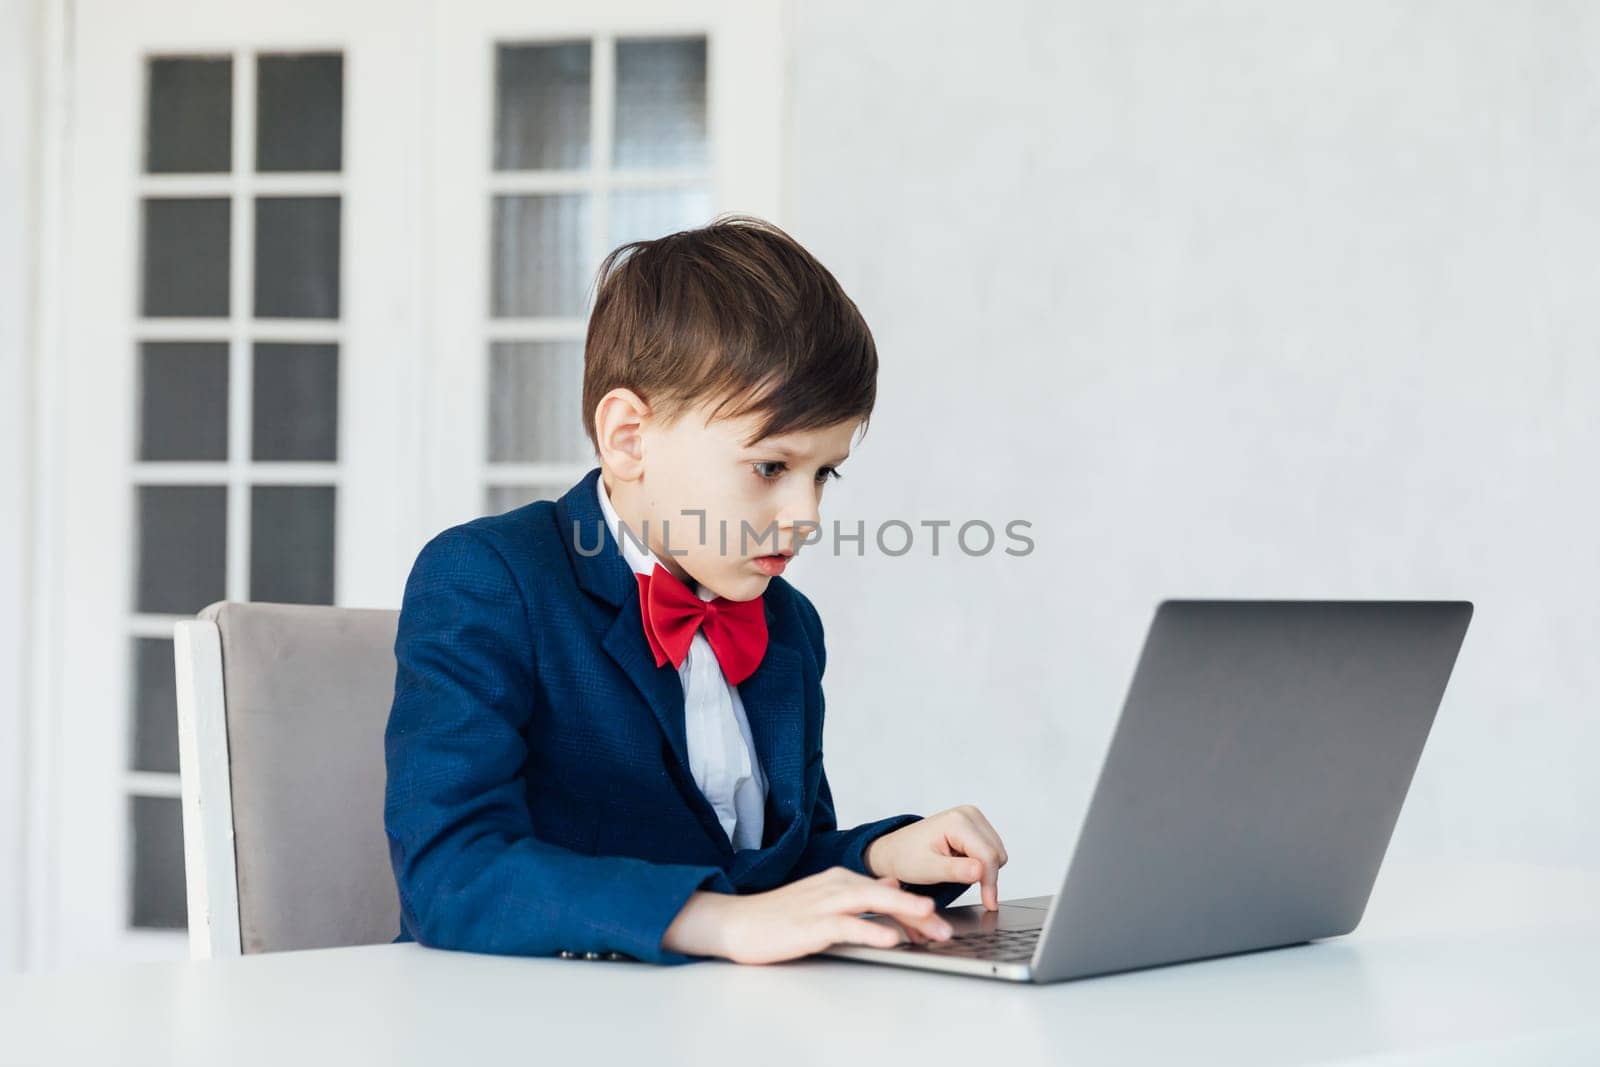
424 0 783 532
48 0 427 968
38 0 780 969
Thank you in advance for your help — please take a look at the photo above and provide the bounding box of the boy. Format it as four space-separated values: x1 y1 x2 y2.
384 216 1008 965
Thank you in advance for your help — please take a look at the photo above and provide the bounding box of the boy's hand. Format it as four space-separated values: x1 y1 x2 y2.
662 868 954 964
863 804 1010 910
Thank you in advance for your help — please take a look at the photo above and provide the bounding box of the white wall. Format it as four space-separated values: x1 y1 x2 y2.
785 0 1600 906
0 0 39 973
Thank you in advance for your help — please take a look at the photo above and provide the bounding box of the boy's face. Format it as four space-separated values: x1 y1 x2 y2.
608 393 858 602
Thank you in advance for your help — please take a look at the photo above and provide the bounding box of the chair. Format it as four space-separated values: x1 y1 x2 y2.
173 601 401 958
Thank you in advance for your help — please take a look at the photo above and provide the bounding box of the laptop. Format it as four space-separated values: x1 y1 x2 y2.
820 599 1473 983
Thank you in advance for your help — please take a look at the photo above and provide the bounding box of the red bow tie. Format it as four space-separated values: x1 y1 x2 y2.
635 562 768 685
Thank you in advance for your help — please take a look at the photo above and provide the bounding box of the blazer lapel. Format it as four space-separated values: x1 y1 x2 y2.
556 468 806 863
725 620 809 884
736 625 805 836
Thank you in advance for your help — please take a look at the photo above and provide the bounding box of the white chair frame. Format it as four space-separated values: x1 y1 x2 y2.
173 617 244 960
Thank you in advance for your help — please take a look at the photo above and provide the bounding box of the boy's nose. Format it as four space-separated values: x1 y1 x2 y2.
769 481 823 551
775 510 822 552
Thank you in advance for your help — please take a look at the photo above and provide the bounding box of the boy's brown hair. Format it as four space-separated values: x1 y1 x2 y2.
582 214 878 451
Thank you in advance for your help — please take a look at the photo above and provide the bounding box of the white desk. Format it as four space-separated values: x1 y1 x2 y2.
4 862 1599 1066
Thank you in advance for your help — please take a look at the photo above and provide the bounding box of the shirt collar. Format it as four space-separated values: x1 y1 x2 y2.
597 471 716 602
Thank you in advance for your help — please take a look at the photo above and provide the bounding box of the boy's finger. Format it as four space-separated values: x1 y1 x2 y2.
832 916 903 949
846 888 953 938
959 807 1008 866
942 828 1005 908
926 848 999 909
921 854 984 886
902 911 952 941
946 827 1003 878
842 880 935 920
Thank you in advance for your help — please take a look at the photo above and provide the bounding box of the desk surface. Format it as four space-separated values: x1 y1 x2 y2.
4 862 1599 1067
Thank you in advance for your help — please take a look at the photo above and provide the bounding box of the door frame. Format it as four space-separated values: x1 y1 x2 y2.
5 0 64 976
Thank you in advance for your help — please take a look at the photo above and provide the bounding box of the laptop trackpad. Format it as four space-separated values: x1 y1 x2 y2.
863 895 1052 937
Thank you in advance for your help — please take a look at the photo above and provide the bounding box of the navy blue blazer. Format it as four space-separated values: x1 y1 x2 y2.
384 466 968 964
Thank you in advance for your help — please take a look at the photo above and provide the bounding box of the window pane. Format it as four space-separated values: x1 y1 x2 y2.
145 56 232 174
130 637 179 774
256 53 344 173
614 38 707 170
486 484 569 515
253 343 339 461
139 342 229 461
129 795 187 929
253 197 341 319
135 486 227 615
250 486 335 604
494 42 591 171
488 341 587 463
608 187 712 249
490 194 590 317
141 198 231 318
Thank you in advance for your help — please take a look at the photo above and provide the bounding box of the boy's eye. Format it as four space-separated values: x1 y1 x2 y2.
751 461 844 483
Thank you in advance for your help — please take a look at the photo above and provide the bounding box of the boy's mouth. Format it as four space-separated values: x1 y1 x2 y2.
751 551 793 577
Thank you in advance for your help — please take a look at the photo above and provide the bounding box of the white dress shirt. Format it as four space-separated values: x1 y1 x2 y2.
597 475 768 851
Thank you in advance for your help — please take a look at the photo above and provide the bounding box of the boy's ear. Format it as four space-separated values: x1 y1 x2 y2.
594 387 650 477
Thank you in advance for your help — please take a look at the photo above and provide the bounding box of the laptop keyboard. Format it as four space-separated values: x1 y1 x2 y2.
908 926 1042 962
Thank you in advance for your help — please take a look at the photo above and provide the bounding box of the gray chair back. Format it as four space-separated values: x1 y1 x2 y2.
185 601 400 955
